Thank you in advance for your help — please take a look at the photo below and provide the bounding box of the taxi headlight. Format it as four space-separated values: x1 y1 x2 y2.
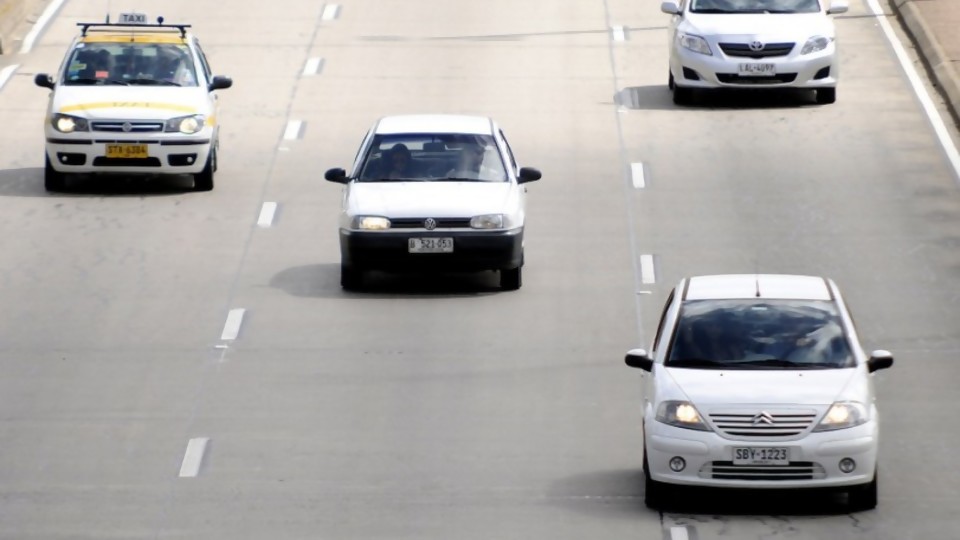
165 114 206 134
51 114 89 133
656 401 711 431
813 402 868 431
801 36 832 55
679 33 712 56
352 216 391 230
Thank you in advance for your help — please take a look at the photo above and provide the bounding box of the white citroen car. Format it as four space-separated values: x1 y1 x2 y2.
661 0 848 105
625 274 893 510
324 114 541 291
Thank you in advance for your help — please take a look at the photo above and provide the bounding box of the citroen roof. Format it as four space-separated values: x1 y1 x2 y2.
374 114 495 136
684 274 833 301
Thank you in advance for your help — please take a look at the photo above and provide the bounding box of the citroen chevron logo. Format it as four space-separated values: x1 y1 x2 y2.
752 412 775 425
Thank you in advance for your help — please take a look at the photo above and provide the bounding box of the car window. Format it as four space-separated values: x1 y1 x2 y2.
665 299 855 369
498 130 519 174
193 38 214 83
63 42 198 87
652 289 676 353
690 0 821 14
357 133 508 183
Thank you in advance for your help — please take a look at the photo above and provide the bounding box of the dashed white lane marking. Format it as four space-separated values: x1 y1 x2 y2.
640 254 656 284
631 162 646 188
283 120 303 141
302 57 325 76
20 0 66 53
178 437 209 478
0 65 19 93
669 526 690 540
611 25 626 42
220 308 246 341
321 4 341 20
257 202 278 227
865 0 960 181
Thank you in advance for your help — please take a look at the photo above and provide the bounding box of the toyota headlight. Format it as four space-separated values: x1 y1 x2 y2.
801 36 832 55
51 113 89 133
164 114 206 134
813 402 868 431
678 33 712 56
351 216 391 230
656 401 711 431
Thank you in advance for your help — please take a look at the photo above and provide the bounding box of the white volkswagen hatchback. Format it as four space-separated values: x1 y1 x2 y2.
324 115 541 291
625 274 893 511
661 0 848 105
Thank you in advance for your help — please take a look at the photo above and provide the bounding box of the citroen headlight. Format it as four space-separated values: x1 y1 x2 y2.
51 113 89 133
164 114 206 134
678 33 712 56
813 402 868 432
656 401 711 431
351 216 391 230
801 36 832 55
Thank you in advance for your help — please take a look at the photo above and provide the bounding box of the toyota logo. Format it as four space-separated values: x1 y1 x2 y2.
751 412 775 425
423 218 437 230
749 40 764 52
121 122 133 132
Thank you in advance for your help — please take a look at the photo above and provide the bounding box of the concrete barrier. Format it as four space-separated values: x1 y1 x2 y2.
0 0 29 55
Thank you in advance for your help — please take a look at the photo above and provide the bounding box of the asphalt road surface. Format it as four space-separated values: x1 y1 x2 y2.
1 0 959 538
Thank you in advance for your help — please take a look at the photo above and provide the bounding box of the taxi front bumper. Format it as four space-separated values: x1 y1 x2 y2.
45 135 213 175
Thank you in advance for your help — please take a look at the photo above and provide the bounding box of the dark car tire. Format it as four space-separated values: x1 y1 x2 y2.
500 266 522 291
193 149 216 192
848 470 878 512
668 71 675 90
816 87 837 105
341 264 363 291
44 155 67 192
673 85 693 106
643 449 669 509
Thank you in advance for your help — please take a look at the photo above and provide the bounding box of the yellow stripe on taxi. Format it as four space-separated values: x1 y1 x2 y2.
80 35 187 44
59 102 199 114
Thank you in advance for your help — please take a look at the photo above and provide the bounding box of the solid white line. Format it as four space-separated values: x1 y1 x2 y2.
631 162 646 188
20 0 67 54
670 526 690 540
220 308 246 341
302 57 324 76
865 0 960 181
640 254 656 284
321 4 341 20
179 437 209 478
283 120 303 141
257 202 278 227
611 25 626 42
0 65 19 92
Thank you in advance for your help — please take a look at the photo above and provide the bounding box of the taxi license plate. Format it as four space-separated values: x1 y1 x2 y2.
733 447 789 466
105 144 148 159
738 63 776 77
408 238 453 253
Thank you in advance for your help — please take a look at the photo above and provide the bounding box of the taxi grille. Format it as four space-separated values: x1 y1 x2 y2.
709 411 817 438
390 218 473 229
719 42 795 58
701 461 826 481
91 121 165 133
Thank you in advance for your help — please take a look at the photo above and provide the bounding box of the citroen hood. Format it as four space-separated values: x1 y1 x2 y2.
51 86 209 120
664 367 860 406
346 182 520 219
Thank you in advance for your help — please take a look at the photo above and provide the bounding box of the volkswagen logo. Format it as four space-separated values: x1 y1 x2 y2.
749 40 765 52
751 412 775 425
423 218 437 230
121 122 133 132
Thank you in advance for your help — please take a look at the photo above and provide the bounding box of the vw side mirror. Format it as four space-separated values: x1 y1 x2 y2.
518 167 541 184
325 168 349 183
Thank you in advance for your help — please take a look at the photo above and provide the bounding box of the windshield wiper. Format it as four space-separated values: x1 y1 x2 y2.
691 8 737 13
667 357 730 368
735 358 834 369
126 78 181 86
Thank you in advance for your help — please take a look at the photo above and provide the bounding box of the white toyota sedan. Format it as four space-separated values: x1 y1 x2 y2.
324 114 541 291
625 274 893 511
661 0 848 105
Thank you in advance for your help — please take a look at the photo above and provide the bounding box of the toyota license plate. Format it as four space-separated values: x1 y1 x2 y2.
733 447 789 466
408 238 453 253
738 63 776 76
105 144 148 159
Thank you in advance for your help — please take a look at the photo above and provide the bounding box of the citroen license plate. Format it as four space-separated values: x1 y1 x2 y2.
105 144 148 159
738 63 776 76
408 238 453 253
733 447 789 466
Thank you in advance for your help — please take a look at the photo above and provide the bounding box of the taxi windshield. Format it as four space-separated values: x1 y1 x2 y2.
357 134 508 183
63 42 198 87
691 0 821 13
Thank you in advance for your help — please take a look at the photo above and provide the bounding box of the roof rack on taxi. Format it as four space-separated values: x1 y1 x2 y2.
77 15 191 38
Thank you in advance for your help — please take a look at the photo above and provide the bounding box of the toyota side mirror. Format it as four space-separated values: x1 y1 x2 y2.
660 1 681 15
827 0 848 15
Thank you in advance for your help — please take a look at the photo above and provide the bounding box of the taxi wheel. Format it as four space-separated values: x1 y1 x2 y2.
816 87 836 105
193 150 216 192
341 264 363 291
500 267 522 291
44 156 67 192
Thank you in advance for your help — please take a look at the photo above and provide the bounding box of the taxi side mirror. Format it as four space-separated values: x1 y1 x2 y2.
518 167 541 184
209 76 233 91
35 73 55 89
325 168 349 184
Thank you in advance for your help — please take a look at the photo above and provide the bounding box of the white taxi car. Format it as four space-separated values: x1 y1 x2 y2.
662 0 848 105
625 274 893 510
34 14 232 191
324 114 542 291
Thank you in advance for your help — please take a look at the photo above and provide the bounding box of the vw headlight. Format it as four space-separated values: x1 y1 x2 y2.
51 113 89 133
656 401 711 431
164 114 206 134
813 402 868 431
470 214 507 229
678 33 712 56
801 36 832 55
352 216 391 230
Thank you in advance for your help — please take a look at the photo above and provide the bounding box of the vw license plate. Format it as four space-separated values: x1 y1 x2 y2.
733 447 789 466
408 238 453 253
738 63 776 76
105 144 148 159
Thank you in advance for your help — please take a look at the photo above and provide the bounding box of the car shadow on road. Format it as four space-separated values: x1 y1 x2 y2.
0 168 194 197
270 263 502 299
616 85 822 111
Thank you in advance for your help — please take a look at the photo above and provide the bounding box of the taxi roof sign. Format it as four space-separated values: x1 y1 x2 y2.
119 13 148 24
77 15 192 38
